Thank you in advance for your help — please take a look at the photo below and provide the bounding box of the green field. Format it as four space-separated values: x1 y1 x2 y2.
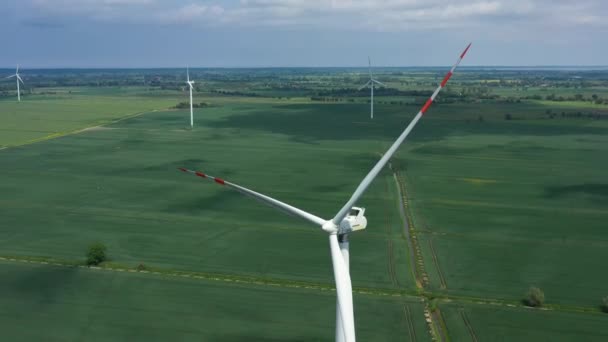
399 103 608 306
0 100 413 289
2 68 608 340
0 89 424 340
0 89 182 147
0 261 427 341
441 303 608 342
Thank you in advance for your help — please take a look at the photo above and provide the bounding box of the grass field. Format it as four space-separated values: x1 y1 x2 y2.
0 91 424 340
0 89 179 147
2 69 608 340
0 101 414 289
0 261 428 341
441 303 608 341
399 103 608 308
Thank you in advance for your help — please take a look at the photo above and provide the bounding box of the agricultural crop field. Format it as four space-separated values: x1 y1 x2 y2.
1 67 608 340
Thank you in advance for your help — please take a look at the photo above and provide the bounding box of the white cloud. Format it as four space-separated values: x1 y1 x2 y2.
29 0 157 20
158 4 225 23
22 0 608 31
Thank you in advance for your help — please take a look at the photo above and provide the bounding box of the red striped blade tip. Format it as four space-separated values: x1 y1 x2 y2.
421 98 433 114
460 43 472 59
440 71 453 88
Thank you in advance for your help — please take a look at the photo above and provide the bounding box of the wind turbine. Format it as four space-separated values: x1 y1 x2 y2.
5 66 25 102
178 43 472 342
359 57 385 119
186 67 195 128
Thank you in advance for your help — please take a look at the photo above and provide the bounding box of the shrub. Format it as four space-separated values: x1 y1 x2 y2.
602 297 608 313
524 287 545 307
136 263 147 272
86 242 107 266
429 298 439 312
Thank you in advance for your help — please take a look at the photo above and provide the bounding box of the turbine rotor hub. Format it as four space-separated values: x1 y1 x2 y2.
322 221 338 233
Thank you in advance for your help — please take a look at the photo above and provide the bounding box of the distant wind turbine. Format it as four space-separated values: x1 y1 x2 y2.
186 67 195 128
5 65 25 102
178 43 472 342
359 58 386 119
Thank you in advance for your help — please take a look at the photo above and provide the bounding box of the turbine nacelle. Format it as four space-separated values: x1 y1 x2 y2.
339 207 367 234
322 207 367 234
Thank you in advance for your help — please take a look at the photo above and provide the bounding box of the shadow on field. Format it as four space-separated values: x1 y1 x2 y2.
165 191 243 215
389 156 410 171
10 266 79 306
312 184 350 193
289 135 320 145
544 184 608 202
208 103 414 143
410 142 559 156
145 158 207 172
216 335 316 342
208 103 608 143
345 152 385 171
411 144 485 155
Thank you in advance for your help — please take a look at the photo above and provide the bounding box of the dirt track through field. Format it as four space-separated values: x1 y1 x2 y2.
402 305 418 342
391 164 451 341
384 175 399 288
1 255 603 318
432 310 449 342
391 165 423 289
0 109 157 150
429 238 448 289
0 256 417 300
460 309 479 342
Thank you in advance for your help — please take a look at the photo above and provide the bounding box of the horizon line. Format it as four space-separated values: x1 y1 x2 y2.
2 65 608 70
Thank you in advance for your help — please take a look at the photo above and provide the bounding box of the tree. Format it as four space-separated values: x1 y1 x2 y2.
505 113 512 120
525 287 545 307
86 242 107 266
602 296 608 313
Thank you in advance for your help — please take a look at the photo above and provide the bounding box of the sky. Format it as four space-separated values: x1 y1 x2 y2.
1 0 607 68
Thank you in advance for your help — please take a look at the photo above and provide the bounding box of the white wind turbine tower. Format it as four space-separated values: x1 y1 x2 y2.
179 43 472 342
186 67 195 128
5 65 25 102
359 57 385 119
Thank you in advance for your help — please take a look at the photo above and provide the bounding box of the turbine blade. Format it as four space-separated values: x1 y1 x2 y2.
372 79 386 87
16 65 19 74
5 75 16 79
331 43 472 226
358 80 371 91
187 67 190 82
178 168 327 227
368 57 372 79
16 75 24 84
329 234 356 342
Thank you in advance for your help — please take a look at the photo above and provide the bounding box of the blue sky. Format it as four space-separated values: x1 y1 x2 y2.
1 0 607 68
